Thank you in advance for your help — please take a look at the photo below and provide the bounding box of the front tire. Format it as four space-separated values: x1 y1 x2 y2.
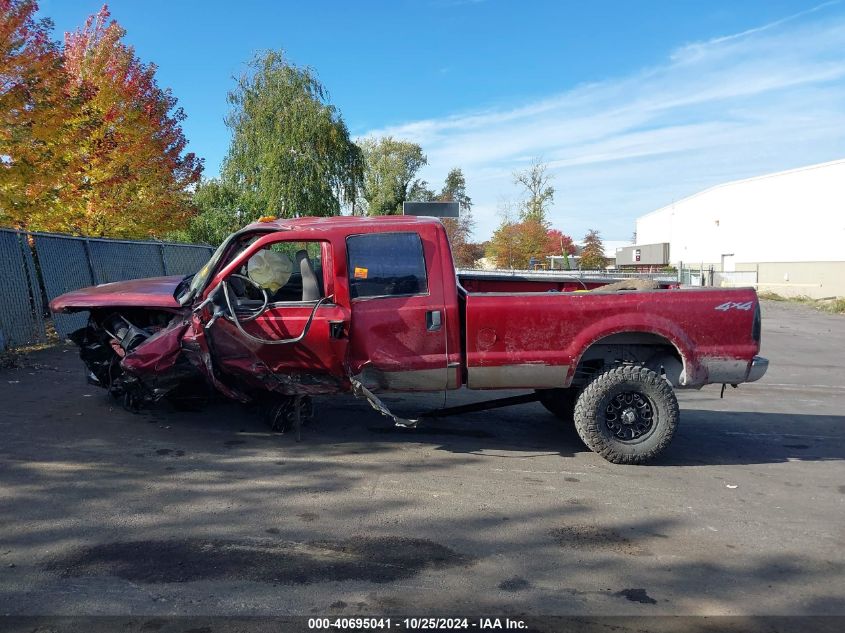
574 366 678 464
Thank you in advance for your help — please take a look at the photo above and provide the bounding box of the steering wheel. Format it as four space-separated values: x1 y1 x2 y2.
220 276 329 346
224 273 269 322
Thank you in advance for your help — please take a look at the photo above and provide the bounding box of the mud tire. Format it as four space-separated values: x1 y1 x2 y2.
574 365 678 464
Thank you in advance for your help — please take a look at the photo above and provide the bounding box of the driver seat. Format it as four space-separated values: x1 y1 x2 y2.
296 250 321 301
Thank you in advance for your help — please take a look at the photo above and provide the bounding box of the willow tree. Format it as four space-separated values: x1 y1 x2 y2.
222 51 362 218
357 136 427 215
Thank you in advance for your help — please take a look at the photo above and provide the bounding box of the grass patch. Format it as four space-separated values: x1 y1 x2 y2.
0 350 19 370
757 291 787 301
825 298 845 314
0 319 62 369
0 341 58 369
758 292 845 314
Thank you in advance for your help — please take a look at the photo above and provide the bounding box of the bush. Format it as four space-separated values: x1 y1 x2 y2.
758 292 845 314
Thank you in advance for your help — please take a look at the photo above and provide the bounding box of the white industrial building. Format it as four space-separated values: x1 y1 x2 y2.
625 159 845 298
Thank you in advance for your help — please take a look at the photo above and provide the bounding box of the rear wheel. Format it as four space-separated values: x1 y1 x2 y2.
574 365 678 464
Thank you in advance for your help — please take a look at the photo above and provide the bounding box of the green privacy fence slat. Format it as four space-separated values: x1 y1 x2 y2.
0 231 46 349
33 235 96 338
1 228 215 345
161 243 214 277
87 240 166 284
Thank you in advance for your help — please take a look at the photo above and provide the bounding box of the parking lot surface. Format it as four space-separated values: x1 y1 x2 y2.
0 300 843 617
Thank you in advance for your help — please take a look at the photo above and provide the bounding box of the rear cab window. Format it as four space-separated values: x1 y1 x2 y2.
346 232 428 299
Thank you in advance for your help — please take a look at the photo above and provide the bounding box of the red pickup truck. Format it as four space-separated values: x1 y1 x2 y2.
51 215 768 464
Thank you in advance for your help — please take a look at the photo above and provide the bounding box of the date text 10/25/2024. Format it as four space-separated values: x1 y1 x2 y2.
307 618 528 630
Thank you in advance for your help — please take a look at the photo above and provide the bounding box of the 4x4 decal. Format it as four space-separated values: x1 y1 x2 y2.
715 301 753 311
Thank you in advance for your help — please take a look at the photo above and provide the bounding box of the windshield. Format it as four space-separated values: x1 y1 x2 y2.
177 227 276 305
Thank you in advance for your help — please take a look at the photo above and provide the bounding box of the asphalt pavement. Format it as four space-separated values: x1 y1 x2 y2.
0 300 843 619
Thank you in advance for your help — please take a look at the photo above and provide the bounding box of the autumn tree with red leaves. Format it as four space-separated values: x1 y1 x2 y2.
1 3 202 237
545 228 576 268
0 0 71 226
59 5 202 237
486 160 576 269
487 219 575 269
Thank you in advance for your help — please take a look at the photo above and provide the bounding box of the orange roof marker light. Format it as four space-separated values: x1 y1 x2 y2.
258 215 277 223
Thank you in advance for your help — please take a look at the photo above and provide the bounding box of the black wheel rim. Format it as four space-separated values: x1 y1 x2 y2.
604 391 655 442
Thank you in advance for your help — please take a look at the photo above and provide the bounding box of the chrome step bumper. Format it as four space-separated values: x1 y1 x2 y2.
747 356 769 382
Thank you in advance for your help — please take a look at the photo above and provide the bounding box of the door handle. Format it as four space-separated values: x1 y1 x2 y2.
426 310 442 331
329 320 346 339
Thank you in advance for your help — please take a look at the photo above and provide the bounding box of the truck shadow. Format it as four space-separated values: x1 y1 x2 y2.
314 397 845 467
652 408 845 466
24 384 841 468
4 342 842 468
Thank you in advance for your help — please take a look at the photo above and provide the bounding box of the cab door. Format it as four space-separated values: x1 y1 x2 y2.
203 237 350 395
344 229 450 392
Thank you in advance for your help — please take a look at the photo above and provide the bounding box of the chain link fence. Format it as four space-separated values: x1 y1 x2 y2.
0 228 214 348
0 231 46 350
678 267 759 288
712 270 759 288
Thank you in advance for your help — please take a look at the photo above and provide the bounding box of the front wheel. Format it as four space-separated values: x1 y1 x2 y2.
574 366 678 464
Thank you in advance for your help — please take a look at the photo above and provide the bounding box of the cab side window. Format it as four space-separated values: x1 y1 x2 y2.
346 232 428 299
239 241 324 303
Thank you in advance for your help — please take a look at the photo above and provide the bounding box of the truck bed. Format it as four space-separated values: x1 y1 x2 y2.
461 284 760 390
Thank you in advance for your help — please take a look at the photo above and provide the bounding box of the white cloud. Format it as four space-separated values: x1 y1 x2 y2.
361 3 845 240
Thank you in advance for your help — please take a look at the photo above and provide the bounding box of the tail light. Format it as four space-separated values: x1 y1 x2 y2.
752 301 761 343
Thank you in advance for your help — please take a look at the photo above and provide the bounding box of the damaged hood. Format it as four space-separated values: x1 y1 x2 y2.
50 276 185 313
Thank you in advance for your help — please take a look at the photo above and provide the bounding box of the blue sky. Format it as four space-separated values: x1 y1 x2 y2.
38 0 845 241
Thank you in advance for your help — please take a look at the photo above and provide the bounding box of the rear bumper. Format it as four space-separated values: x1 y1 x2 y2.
747 355 769 383
697 355 769 385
